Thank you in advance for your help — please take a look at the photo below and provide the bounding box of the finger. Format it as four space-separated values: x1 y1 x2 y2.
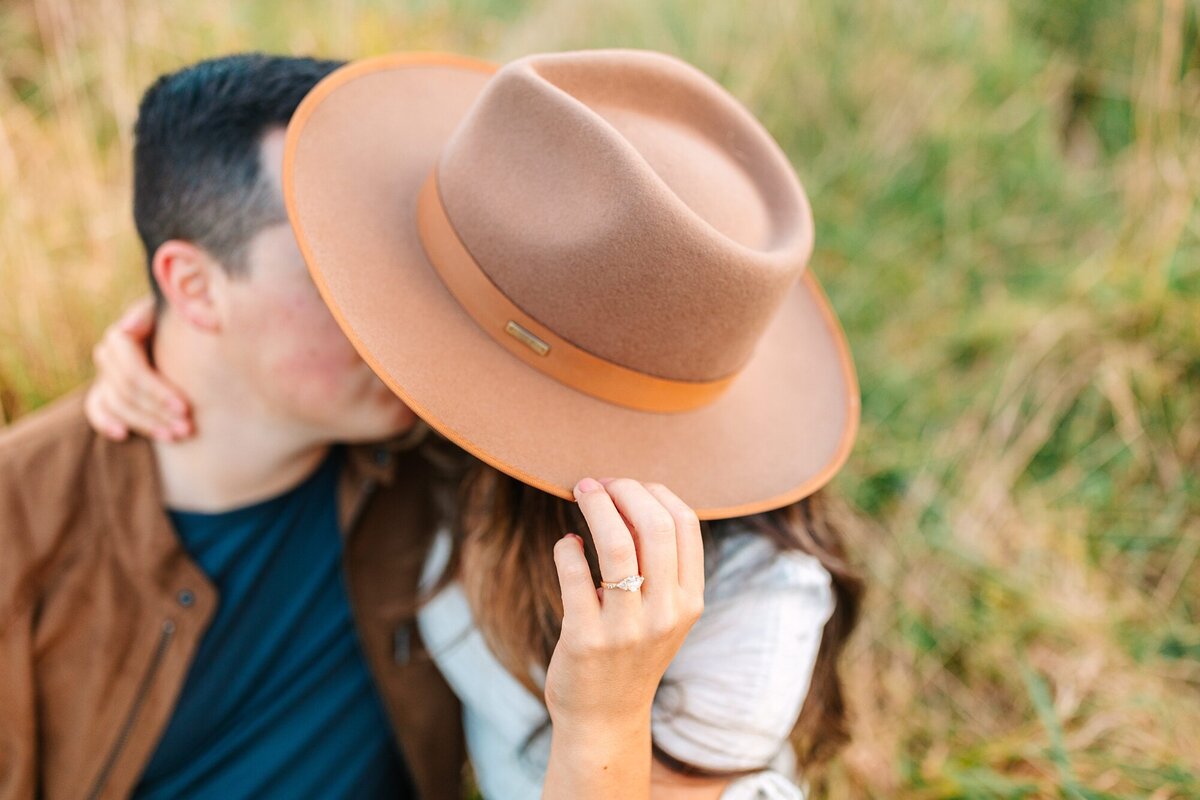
117 296 157 337
103 382 175 441
105 368 181 436
644 483 704 597
84 386 129 441
553 534 601 623
573 478 641 597
93 343 163 431
106 330 190 425
601 479 677 607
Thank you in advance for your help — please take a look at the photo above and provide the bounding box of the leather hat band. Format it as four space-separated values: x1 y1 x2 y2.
416 170 737 413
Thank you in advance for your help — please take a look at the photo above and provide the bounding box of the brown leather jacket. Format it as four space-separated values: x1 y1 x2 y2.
0 394 466 799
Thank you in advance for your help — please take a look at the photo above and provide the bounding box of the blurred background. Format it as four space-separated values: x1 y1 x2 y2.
1 0 1197 796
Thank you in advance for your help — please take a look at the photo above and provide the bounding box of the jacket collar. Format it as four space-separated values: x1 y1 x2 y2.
340 420 431 531
343 419 430 487
95 432 211 594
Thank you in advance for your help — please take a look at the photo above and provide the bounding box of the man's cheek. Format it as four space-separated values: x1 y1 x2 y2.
228 291 369 401
270 346 366 400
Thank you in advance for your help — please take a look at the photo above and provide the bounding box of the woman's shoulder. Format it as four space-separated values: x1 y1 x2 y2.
703 524 834 607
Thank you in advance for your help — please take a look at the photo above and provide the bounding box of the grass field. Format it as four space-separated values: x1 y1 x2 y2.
2 0 1198 797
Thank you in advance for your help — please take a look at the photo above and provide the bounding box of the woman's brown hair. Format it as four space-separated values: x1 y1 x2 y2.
429 445 864 772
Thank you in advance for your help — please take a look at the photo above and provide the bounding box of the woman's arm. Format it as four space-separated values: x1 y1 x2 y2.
546 728 737 799
546 520 831 799
541 477 707 799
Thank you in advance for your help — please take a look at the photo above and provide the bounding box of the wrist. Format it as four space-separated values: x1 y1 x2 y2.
545 709 653 796
546 681 657 729
549 704 653 747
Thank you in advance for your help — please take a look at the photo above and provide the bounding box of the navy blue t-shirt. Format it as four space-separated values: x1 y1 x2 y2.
134 450 413 799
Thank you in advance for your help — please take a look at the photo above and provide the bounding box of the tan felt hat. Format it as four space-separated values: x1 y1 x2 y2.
283 49 859 519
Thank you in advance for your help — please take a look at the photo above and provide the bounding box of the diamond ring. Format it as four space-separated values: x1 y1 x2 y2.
601 575 644 592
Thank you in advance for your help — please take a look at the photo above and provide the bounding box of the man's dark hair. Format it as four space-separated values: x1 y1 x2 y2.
133 54 345 299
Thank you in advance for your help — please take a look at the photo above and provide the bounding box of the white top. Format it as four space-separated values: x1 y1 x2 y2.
417 527 834 799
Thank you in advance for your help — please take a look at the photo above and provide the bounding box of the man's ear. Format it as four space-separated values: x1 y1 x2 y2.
151 240 225 331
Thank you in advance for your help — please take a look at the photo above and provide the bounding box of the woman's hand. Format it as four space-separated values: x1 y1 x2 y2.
84 297 193 442
543 477 705 799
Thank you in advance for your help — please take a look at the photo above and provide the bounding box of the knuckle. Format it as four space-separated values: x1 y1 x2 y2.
677 506 700 529
645 510 676 537
681 595 705 623
604 539 637 566
569 631 605 657
646 614 677 640
558 561 591 582
607 622 643 650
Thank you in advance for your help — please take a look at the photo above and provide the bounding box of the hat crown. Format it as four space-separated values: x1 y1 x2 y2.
436 50 813 382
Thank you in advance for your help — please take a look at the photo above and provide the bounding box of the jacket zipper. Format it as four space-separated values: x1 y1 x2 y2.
86 618 176 800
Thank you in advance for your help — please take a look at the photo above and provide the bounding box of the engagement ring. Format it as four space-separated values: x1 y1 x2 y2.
601 575 644 592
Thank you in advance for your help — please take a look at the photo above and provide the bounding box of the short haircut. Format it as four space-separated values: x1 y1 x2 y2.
132 54 345 298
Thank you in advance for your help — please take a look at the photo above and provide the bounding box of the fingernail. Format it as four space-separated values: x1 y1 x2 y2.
565 533 582 544
597 477 615 486
574 477 601 496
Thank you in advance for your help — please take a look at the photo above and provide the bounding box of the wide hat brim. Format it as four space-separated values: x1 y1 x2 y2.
284 53 860 520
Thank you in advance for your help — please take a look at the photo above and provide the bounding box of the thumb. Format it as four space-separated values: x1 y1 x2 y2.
553 534 601 624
